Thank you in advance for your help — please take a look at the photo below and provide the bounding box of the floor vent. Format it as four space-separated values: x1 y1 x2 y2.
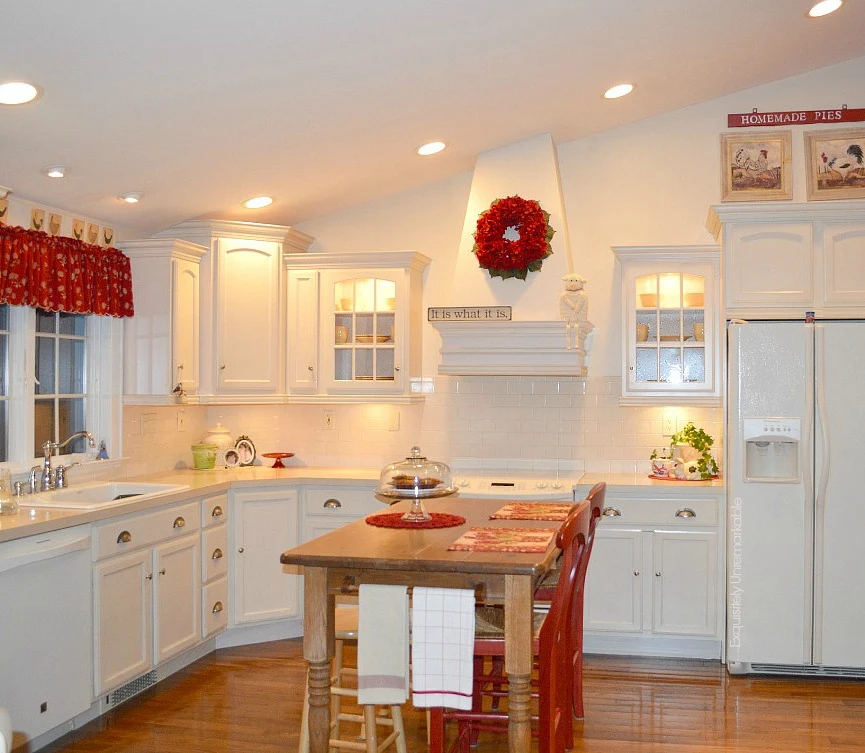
108 671 158 707
750 663 865 679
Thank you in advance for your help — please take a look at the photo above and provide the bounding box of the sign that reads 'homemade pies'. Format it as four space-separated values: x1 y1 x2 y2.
428 306 511 321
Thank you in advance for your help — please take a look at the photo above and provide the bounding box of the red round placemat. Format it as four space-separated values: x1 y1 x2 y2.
365 512 466 529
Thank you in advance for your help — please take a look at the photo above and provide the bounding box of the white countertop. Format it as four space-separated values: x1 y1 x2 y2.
0 465 724 544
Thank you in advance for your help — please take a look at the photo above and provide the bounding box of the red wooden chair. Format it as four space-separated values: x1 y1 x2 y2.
428 498 592 753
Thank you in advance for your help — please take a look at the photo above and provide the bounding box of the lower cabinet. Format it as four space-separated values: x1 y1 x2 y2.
231 487 300 625
93 501 201 696
302 484 382 541
200 493 229 637
582 490 722 658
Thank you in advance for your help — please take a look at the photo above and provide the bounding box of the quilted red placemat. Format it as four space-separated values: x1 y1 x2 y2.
447 526 557 553
365 512 466 529
489 502 574 521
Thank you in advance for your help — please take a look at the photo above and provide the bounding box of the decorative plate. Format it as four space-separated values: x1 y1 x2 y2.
235 436 256 466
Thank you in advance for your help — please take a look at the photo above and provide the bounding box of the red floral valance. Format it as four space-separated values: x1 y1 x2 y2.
0 224 134 317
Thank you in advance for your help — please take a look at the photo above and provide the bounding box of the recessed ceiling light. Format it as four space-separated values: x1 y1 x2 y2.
417 141 446 156
0 81 41 105
43 165 67 179
243 196 273 209
118 192 143 204
808 0 843 17
604 83 634 100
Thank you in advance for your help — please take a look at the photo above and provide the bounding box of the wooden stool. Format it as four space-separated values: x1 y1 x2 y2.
299 607 407 753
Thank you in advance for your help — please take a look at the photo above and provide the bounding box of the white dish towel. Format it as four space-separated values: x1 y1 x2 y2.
411 587 475 710
357 584 410 705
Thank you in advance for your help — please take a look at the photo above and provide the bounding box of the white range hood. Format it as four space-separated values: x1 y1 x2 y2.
431 320 589 376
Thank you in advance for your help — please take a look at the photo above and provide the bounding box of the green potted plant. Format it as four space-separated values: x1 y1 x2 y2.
652 422 719 480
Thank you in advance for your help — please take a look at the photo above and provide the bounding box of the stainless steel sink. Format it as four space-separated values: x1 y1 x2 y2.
26 482 190 510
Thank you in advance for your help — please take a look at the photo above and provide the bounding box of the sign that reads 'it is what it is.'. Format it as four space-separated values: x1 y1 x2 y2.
427 306 512 321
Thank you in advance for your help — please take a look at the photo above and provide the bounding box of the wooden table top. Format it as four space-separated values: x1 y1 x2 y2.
280 496 562 578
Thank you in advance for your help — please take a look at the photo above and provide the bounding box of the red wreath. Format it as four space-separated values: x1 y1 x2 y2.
472 195 555 281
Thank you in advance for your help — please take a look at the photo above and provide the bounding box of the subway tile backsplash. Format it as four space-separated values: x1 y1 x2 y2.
122 376 723 476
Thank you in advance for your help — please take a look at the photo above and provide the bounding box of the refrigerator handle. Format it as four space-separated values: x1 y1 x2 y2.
815 325 831 514
812 324 830 666
802 323 816 664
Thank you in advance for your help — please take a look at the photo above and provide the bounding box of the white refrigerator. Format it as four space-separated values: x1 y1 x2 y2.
727 320 865 675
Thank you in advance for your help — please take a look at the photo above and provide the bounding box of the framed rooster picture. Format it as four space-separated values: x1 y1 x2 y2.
805 128 865 201
721 130 792 202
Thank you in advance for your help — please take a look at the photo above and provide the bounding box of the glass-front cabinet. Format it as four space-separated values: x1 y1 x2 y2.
613 246 720 405
285 251 430 402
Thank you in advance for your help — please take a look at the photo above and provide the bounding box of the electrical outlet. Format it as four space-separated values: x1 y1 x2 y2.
663 413 677 436
177 410 187 432
323 410 335 430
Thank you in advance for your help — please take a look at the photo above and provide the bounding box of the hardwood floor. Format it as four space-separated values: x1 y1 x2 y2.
41 641 865 753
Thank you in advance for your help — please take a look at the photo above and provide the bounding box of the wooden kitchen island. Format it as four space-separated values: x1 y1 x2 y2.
280 496 562 753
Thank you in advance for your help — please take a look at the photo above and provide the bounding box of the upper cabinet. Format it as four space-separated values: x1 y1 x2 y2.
708 201 865 319
152 220 314 404
613 246 721 406
285 251 430 403
121 238 207 404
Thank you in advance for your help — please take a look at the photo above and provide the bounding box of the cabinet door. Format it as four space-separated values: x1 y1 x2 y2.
321 271 404 392
821 222 865 309
172 256 200 394
584 528 643 633
287 269 320 392
233 489 300 625
154 533 200 665
651 530 717 636
215 238 282 392
725 221 813 313
94 549 152 695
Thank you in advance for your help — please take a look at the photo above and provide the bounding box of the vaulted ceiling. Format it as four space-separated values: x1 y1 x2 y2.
2 0 864 236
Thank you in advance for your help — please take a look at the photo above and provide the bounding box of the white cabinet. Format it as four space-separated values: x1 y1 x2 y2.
302 484 383 541
612 246 720 406
152 219 314 403
93 501 201 695
581 487 723 659
708 201 865 319
231 487 300 625
285 251 430 402
200 493 229 638
120 238 207 404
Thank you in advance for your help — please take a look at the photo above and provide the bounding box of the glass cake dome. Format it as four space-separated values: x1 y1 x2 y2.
376 446 457 500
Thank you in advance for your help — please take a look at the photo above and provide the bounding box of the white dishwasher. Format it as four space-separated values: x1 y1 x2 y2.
0 525 92 746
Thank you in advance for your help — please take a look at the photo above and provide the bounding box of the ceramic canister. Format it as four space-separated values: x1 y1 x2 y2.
203 421 235 467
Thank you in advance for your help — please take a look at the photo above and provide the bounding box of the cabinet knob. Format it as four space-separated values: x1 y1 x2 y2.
212 601 224 614
117 530 132 544
173 516 186 528
323 498 342 509
308 365 314 372
655 571 662 577
634 571 640 576
602 507 622 517
212 547 224 560
238 547 245 554
177 362 184 370
629 366 635 371
394 366 400 372
159 568 167 576
220 363 226 370
675 508 696 518
146 572 153 580
211 505 223 518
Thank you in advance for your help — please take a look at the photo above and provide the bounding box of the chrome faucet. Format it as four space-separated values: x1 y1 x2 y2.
38 431 95 491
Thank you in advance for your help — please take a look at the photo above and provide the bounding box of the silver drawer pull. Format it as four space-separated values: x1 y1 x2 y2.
602 507 621 517
212 601 224 614
117 530 132 544
323 498 342 509
675 508 696 518
211 548 224 560
173 516 186 528
655 571 662 577
211 505 223 518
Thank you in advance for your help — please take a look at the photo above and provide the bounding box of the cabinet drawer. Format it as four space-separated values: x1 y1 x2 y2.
202 577 228 638
94 502 200 559
201 494 228 529
597 497 717 527
304 487 382 518
202 525 228 582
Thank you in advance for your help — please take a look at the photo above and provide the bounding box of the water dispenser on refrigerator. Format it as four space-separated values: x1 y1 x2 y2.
742 418 800 483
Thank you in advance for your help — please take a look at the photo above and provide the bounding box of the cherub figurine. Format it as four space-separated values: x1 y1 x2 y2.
559 273 594 350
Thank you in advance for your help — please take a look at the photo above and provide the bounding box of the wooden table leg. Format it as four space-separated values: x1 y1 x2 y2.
504 574 533 753
303 567 334 753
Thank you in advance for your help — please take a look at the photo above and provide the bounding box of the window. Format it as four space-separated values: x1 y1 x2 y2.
0 304 122 472
34 309 87 457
